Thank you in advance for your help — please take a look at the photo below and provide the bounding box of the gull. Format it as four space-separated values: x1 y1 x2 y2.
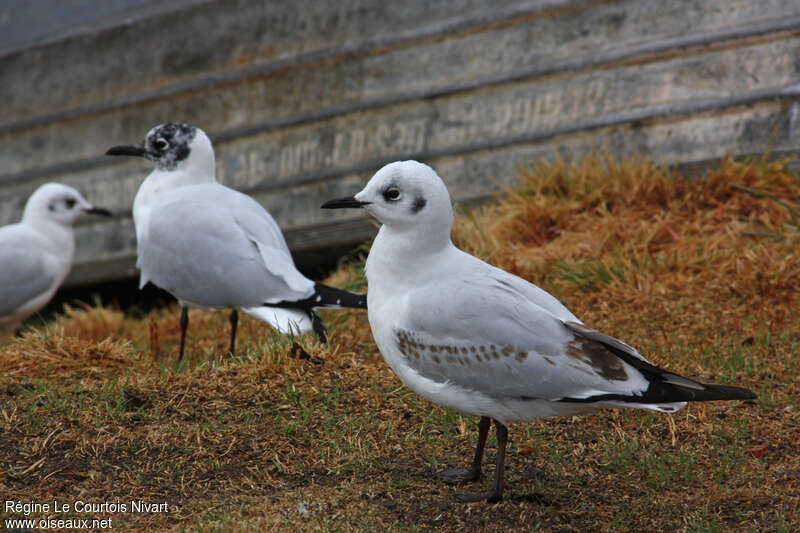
106 123 366 359
321 160 756 502
0 183 111 335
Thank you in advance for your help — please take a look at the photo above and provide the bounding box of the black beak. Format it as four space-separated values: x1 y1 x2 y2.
84 206 113 217
106 144 147 157
321 196 370 209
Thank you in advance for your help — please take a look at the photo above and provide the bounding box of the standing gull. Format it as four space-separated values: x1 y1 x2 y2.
106 123 366 359
0 183 111 334
322 160 756 502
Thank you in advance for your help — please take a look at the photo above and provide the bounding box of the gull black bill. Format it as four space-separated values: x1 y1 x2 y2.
106 144 148 157
320 196 371 209
84 206 113 217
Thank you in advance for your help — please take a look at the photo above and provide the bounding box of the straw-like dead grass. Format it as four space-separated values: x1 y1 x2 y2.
1 154 798 532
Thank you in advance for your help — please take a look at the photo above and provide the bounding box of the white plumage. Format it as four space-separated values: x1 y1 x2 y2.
0 183 110 332
107 123 366 358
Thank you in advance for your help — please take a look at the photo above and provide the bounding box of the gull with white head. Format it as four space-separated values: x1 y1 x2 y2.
322 160 756 502
0 183 111 334
106 123 366 359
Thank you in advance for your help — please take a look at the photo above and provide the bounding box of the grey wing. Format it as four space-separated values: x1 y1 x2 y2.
484 261 579 323
0 230 56 316
398 273 652 401
139 193 310 308
227 191 315 297
226 190 292 254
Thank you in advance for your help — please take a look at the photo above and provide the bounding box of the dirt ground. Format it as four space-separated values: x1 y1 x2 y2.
1 155 798 531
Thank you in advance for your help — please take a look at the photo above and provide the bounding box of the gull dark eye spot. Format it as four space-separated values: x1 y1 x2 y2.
65 197 76 208
153 138 169 151
383 188 400 202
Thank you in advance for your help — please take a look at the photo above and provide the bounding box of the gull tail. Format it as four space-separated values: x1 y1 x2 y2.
580 380 756 414
559 321 757 409
258 283 366 344
309 283 367 309
241 306 313 336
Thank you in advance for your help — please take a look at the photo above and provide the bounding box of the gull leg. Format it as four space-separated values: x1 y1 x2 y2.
178 306 189 361
308 309 327 343
227 309 238 356
14 326 23 338
455 419 507 503
438 416 490 484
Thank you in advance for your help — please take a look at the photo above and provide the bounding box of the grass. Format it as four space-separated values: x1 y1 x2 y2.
1 153 799 531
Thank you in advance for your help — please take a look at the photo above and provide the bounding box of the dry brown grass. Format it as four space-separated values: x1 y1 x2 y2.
1 154 798 532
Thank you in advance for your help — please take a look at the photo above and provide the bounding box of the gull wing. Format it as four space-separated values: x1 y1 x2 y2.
396 263 653 402
396 260 753 406
226 190 315 298
0 226 56 316
138 185 312 308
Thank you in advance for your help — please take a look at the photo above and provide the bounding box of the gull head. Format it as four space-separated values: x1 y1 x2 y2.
106 123 214 175
322 160 454 235
23 183 112 226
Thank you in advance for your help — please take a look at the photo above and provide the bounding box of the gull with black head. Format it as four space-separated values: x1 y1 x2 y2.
0 183 111 334
322 160 756 502
107 123 366 359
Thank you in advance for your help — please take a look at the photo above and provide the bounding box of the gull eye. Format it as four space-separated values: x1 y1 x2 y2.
65 197 76 208
383 188 401 202
153 138 169 151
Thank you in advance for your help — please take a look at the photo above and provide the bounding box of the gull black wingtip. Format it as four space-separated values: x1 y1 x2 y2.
106 144 147 157
320 196 370 209
84 206 113 217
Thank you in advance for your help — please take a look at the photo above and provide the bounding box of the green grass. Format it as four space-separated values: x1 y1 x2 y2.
2 154 799 531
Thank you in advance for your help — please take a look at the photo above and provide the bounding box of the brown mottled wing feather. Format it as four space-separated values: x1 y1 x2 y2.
561 322 757 403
